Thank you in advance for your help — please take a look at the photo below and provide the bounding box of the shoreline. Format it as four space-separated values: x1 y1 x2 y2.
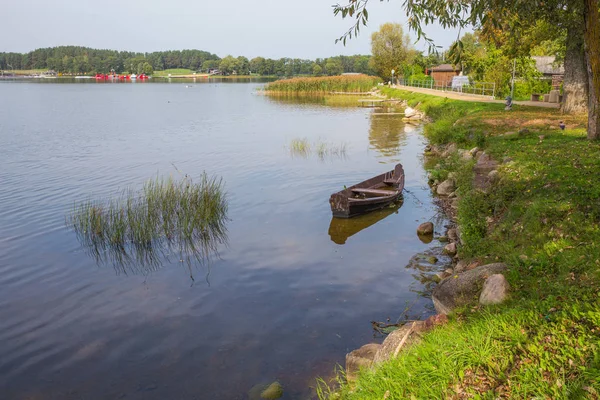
319 88 599 399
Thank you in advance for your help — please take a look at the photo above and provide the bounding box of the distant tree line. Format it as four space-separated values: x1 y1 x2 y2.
0 46 374 76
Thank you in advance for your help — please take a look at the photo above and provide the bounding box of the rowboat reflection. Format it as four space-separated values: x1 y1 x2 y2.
328 198 403 245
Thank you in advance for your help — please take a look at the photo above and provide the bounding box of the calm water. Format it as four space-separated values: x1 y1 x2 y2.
0 80 448 399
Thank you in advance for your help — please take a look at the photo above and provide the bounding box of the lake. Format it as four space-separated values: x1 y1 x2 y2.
0 80 448 399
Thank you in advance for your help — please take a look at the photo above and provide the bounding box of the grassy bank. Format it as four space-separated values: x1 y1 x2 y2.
264 74 380 93
320 88 600 399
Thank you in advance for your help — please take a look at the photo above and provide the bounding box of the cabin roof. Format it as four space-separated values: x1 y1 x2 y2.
532 56 564 75
430 64 461 72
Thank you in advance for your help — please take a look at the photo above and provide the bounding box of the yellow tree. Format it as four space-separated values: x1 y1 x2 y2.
369 23 414 80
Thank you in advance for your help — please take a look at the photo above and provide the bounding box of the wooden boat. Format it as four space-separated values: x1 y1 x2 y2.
329 163 405 218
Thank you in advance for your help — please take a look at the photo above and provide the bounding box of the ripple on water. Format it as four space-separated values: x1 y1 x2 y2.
0 82 448 399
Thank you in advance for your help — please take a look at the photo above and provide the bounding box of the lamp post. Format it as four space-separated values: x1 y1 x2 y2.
391 69 395 86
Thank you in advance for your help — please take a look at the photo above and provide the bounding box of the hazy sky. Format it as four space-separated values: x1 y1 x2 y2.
2 0 464 58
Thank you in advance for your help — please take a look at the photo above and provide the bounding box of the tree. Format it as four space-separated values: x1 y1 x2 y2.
219 55 239 75
325 58 343 75
202 60 219 73
333 0 600 139
369 23 414 80
312 63 323 76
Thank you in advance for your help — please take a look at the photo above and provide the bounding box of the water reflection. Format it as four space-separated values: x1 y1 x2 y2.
368 113 415 158
328 199 403 245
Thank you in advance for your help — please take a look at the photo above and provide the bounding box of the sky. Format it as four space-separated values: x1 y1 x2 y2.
1 0 465 58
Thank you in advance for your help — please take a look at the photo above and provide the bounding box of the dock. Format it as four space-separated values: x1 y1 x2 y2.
358 99 387 107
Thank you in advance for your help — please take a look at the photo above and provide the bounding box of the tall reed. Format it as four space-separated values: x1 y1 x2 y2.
68 173 228 276
265 74 381 93
288 138 348 160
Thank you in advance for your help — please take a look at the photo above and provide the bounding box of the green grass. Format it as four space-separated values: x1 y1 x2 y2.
319 88 600 399
265 74 381 93
289 138 348 160
153 68 198 76
68 173 228 274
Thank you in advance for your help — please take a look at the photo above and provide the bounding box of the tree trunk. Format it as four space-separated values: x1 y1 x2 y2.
584 0 600 139
562 25 588 114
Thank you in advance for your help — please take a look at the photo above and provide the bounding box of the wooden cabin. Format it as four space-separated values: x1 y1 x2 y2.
428 64 461 87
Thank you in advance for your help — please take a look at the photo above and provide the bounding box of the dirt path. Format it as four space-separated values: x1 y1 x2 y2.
392 85 560 109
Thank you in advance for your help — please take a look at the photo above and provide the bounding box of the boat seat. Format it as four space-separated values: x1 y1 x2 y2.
383 179 397 185
351 188 397 196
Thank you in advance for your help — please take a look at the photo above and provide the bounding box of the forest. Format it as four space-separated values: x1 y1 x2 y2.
0 46 373 77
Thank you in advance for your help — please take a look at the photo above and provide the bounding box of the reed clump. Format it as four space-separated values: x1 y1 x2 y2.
265 74 381 93
289 138 348 160
68 173 228 273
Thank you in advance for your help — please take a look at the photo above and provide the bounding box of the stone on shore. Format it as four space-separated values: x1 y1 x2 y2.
432 263 508 314
454 260 469 273
437 179 456 196
479 274 510 305
345 343 381 382
444 242 457 256
417 222 434 236
447 228 459 242
373 315 448 364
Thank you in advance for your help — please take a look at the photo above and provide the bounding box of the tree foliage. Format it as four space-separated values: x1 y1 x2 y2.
0 46 375 77
369 23 415 80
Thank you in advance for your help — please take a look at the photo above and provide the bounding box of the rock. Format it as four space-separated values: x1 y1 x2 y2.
437 271 452 281
455 260 469 273
437 236 449 243
461 151 473 161
417 234 433 244
502 156 513 163
261 382 284 400
477 152 492 165
427 256 439 264
479 274 510 306
451 198 460 209
474 150 484 159
345 343 381 382
488 170 500 182
432 263 508 314
503 131 517 137
518 128 530 135
373 315 449 364
424 144 432 152
373 323 423 364
448 191 457 198
447 228 459 242
444 268 454 275
248 382 284 400
442 143 458 157
444 242 457 256
437 179 456 196
447 172 457 180
404 106 418 118
466 260 481 271
417 222 434 236
469 147 479 157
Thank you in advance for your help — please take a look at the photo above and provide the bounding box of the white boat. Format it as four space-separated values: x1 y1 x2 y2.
130 74 137 80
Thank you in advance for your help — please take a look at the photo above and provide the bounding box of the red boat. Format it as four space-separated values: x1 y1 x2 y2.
138 73 149 80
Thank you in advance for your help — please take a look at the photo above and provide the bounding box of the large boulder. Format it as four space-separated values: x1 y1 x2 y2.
345 343 381 382
417 222 434 236
432 263 508 314
437 179 456 196
479 274 510 305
